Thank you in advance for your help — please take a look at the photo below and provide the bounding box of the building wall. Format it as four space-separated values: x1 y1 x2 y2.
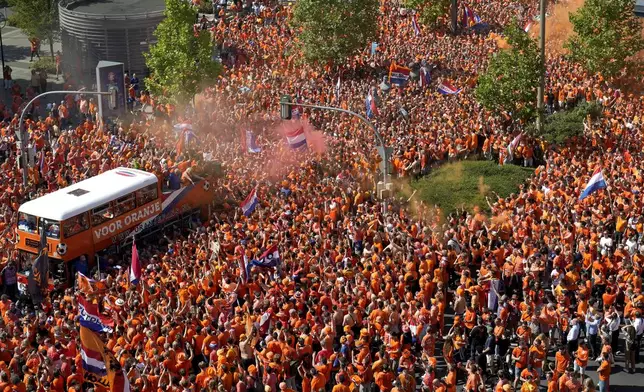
59 4 164 82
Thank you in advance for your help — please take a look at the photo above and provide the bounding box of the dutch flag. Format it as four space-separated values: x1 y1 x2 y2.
419 66 431 88
438 81 462 95
412 15 421 36
286 126 307 149
506 132 524 162
246 130 261 153
366 93 378 118
241 188 259 216
579 169 608 200
251 244 281 268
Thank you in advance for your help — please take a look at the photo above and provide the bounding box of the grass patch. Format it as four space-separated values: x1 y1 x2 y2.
408 161 534 216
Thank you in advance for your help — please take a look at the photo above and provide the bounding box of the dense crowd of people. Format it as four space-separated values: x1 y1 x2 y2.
0 0 642 391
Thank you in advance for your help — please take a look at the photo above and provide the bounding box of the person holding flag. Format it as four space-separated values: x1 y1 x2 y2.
240 187 260 216
129 240 141 285
28 221 49 305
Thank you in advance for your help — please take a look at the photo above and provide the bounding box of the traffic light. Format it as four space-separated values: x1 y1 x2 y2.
280 95 292 120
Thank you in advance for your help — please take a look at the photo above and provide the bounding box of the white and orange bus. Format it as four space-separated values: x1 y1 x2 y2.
16 166 218 287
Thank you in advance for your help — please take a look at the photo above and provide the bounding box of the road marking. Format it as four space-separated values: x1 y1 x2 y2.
0 28 25 38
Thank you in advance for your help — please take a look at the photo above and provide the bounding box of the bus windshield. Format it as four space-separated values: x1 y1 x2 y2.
18 213 38 233
42 219 61 239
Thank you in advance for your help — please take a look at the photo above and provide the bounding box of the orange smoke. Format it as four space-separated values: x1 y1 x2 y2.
275 119 327 154
530 0 585 56
489 32 511 50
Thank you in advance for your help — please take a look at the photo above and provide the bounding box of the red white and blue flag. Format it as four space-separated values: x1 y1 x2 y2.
80 326 131 391
438 81 462 95
412 15 421 36
173 122 193 131
579 169 608 200
240 254 251 283
389 63 411 86
251 244 281 268
419 66 431 88
462 5 482 27
241 188 259 216
286 126 307 149
246 130 261 153
506 132 524 162
129 242 141 285
80 327 108 376
366 93 378 118
78 296 114 333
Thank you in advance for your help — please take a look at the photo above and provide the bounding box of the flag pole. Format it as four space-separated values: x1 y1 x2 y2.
604 173 616 219
96 253 101 280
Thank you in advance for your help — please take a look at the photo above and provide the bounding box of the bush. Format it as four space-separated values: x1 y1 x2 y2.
6 13 19 27
30 57 56 74
527 101 602 145
408 161 534 217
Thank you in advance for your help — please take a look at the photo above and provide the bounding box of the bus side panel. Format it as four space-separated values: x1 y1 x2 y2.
59 230 95 262
171 179 216 221
91 199 162 245
91 198 163 251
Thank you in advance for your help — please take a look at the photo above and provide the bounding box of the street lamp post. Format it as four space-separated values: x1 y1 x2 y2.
0 11 6 73
17 90 114 186
278 99 391 188
536 0 547 133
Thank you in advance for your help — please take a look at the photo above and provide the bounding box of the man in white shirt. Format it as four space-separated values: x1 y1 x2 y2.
605 309 621 354
634 310 644 362
567 318 581 353
599 231 613 254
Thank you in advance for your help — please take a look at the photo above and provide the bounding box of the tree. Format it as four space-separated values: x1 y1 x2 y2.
8 0 59 59
475 21 544 122
144 0 221 104
565 0 644 78
403 0 451 28
291 0 379 64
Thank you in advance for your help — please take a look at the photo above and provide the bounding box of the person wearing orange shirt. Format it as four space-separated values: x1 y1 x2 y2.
554 346 571 380
310 368 326 392
597 354 611 392
511 340 529 389
573 341 589 377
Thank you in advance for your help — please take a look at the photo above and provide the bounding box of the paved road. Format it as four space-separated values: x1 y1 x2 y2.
0 16 63 108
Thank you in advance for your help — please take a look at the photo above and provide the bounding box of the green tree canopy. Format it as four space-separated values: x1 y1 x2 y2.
565 0 644 78
8 0 59 58
291 0 379 64
144 0 221 104
403 0 451 27
475 21 544 122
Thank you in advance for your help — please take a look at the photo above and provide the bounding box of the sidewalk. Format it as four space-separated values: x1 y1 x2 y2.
0 23 64 109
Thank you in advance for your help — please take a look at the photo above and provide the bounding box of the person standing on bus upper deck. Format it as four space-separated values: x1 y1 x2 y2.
181 166 203 185
168 168 182 190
